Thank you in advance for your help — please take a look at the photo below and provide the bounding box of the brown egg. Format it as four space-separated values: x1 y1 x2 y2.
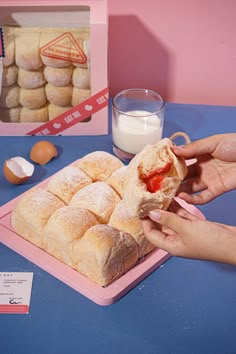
3 156 34 184
30 140 58 165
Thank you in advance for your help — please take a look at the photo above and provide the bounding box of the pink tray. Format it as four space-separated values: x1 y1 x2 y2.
0 178 205 306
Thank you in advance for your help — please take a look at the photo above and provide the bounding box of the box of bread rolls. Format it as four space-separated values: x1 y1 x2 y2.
0 0 108 136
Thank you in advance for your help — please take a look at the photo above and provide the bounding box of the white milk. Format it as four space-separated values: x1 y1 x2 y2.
112 110 163 155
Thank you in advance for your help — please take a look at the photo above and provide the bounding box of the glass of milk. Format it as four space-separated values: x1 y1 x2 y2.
112 88 165 160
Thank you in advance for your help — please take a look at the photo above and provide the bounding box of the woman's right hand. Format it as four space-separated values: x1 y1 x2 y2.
172 133 236 204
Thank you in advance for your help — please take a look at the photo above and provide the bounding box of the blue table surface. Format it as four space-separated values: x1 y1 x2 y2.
0 102 236 354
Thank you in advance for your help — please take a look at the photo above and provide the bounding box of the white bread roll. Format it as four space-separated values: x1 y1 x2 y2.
0 85 20 108
48 103 72 120
2 65 18 87
44 66 73 87
39 29 72 68
71 88 90 106
19 87 47 109
11 188 65 247
45 83 72 107
15 27 43 70
74 151 124 182
72 67 90 89
123 138 188 218
17 67 46 89
20 106 48 123
106 165 127 198
0 107 21 122
2 26 15 67
46 165 92 204
109 200 155 258
71 224 139 286
43 206 98 267
70 181 120 223
72 38 90 69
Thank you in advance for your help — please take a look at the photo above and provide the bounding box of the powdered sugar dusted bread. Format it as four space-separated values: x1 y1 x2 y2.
46 165 92 204
2 26 15 67
71 224 139 286
75 151 124 181
10 149 165 287
2 65 18 87
17 67 46 89
109 200 155 258
0 85 20 108
11 188 65 247
106 165 127 198
20 106 48 123
70 181 120 223
123 138 188 218
43 206 98 267
15 27 43 70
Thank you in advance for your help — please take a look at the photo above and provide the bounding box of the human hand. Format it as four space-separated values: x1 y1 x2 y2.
172 133 236 204
141 200 236 265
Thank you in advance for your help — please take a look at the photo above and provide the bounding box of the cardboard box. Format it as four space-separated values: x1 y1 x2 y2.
0 0 108 136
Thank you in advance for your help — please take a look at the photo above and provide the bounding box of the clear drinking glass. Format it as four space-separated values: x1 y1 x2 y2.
112 88 165 160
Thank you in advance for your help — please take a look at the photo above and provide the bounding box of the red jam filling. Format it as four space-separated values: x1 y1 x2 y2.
141 162 172 193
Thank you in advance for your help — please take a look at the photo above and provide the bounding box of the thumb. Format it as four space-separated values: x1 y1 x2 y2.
148 209 189 235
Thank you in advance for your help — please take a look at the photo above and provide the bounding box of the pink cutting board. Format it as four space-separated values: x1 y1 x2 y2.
0 177 205 306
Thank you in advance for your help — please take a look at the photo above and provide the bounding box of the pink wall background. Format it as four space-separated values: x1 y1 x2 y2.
108 0 236 106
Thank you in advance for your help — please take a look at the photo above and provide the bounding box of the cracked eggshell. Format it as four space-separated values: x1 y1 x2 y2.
30 140 58 165
3 156 34 184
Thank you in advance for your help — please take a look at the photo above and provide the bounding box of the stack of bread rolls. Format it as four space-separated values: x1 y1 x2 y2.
11 151 156 287
0 26 90 123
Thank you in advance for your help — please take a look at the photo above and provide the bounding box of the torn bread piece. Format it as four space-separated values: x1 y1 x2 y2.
11 187 65 247
123 138 188 218
42 206 98 267
71 224 139 286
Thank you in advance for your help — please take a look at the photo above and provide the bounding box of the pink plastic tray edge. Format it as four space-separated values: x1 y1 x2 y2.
0 218 170 306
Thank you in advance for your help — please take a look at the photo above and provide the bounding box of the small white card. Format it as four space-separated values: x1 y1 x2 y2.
0 272 33 314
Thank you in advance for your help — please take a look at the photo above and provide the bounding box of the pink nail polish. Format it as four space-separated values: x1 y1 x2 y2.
149 210 161 221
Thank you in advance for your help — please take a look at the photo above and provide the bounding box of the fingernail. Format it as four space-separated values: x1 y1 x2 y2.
173 145 185 150
149 210 161 221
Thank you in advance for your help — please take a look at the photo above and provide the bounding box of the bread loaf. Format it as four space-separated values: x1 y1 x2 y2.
12 147 187 287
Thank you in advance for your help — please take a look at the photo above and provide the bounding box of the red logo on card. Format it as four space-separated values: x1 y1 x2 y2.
40 32 87 64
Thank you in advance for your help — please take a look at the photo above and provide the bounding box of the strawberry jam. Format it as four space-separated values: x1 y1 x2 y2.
141 162 172 193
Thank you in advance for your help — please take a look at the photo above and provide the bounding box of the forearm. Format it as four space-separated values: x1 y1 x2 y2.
210 230 236 266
